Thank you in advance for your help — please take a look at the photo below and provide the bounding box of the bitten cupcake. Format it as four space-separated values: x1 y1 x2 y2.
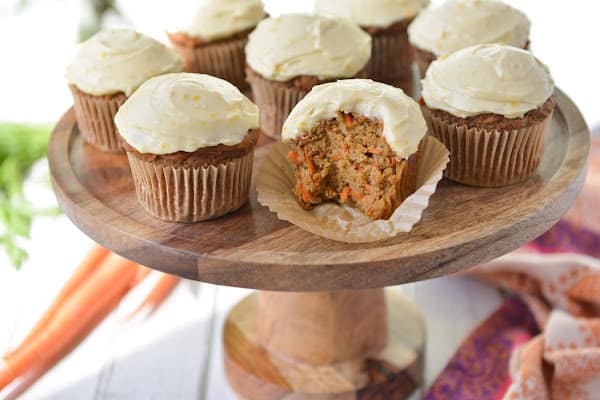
315 0 429 84
245 14 371 139
114 73 259 222
282 79 426 220
408 0 530 77
421 44 555 187
65 29 183 152
167 0 265 90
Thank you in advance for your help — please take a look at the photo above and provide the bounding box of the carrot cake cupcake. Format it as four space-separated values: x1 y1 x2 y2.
315 0 429 83
167 0 265 90
282 79 427 220
114 73 259 222
421 44 555 187
408 0 530 76
65 29 183 152
245 14 371 139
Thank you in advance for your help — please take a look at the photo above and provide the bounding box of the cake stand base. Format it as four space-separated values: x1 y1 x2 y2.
224 289 425 399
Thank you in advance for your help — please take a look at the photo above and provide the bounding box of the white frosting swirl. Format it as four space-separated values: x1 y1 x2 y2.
282 79 426 159
245 14 371 82
65 29 183 97
115 73 259 154
168 0 265 42
421 44 554 118
408 0 530 56
315 0 429 28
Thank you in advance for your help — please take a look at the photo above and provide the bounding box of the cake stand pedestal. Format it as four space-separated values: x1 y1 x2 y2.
48 89 589 399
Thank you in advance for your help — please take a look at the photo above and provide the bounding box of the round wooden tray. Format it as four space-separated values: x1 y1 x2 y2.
48 88 589 291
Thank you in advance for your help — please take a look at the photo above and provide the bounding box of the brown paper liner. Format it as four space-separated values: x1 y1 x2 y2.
171 36 248 90
69 85 127 153
256 136 449 242
126 151 254 222
414 47 437 78
367 28 413 83
425 110 553 187
247 73 311 140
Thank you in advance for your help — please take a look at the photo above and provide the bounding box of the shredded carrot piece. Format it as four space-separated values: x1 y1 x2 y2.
331 153 344 161
367 146 382 155
303 146 316 175
297 183 313 203
364 184 373 195
288 150 301 165
343 113 354 129
350 189 364 201
340 186 350 203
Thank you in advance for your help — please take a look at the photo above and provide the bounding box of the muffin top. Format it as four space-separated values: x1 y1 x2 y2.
315 0 429 28
245 14 371 82
422 44 554 119
65 29 183 97
167 0 265 42
115 73 259 154
282 79 426 159
408 0 530 57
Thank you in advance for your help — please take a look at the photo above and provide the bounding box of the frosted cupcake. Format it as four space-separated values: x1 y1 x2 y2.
315 0 429 83
421 44 555 187
65 29 183 152
408 0 530 77
282 79 426 220
167 0 265 90
115 73 259 222
245 14 371 139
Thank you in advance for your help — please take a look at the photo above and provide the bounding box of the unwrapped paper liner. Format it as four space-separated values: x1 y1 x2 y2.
256 135 449 242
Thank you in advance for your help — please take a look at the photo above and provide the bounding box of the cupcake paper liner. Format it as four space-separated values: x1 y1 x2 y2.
256 136 449 243
367 28 413 83
426 110 553 187
127 151 254 222
70 86 127 153
247 73 311 139
172 36 248 90
414 48 436 78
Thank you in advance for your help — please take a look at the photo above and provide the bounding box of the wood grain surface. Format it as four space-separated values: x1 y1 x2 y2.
224 289 425 399
48 89 589 291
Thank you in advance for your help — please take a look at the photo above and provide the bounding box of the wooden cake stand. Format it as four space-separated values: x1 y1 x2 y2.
48 88 589 399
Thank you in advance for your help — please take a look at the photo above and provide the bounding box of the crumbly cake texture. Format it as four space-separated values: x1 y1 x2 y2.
168 30 252 89
287 112 418 220
69 84 127 152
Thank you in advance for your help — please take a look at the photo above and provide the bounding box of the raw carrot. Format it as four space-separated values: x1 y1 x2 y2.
128 273 180 321
131 265 152 288
3 245 109 360
0 253 138 391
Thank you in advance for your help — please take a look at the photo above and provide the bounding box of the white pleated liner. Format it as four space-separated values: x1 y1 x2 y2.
256 136 449 243
127 151 254 222
427 110 553 187
172 36 248 90
246 72 311 139
70 86 127 153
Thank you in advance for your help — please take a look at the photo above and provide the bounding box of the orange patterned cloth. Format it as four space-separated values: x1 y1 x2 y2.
426 137 600 400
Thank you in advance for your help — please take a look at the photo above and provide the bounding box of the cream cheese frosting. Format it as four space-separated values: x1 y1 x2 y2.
245 14 371 82
421 44 554 119
408 0 530 56
65 29 183 97
115 73 259 154
168 0 265 42
315 0 429 28
282 79 426 159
